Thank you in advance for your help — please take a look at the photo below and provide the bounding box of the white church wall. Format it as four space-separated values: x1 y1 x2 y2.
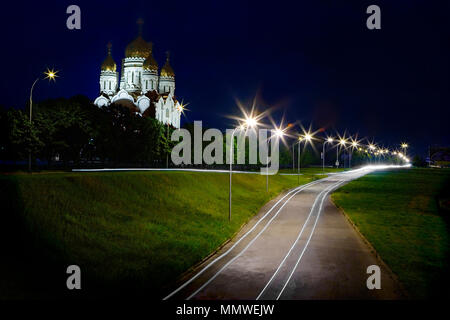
94 96 109 107
111 89 134 104
136 96 151 113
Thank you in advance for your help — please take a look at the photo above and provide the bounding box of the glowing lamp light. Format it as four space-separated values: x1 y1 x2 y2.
327 137 333 143
339 139 347 146
304 133 312 141
245 117 257 128
44 68 59 81
274 128 284 138
177 103 186 112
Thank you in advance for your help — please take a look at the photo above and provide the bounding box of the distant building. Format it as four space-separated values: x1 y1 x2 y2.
94 20 182 128
429 146 450 168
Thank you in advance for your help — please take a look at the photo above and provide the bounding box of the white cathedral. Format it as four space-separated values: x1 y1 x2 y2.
94 22 182 128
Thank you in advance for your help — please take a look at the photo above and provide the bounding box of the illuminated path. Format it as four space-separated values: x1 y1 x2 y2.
164 166 407 300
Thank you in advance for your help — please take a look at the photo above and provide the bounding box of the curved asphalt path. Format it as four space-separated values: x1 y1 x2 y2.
164 167 405 300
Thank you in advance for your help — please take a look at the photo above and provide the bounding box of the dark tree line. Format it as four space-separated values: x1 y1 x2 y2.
0 95 174 169
0 94 404 171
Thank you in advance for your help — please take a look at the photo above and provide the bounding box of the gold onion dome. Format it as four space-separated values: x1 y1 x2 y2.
125 35 152 58
101 42 116 72
143 47 158 71
160 52 175 77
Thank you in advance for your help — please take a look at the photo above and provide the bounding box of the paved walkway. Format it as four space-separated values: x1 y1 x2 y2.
164 168 404 300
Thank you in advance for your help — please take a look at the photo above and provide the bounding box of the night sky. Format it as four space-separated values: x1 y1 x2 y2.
1 0 448 156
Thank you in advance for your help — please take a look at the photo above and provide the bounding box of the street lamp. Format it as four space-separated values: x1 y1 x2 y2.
28 68 59 172
322 137 333 173
229 116 257 221
265 127 285 192
368 144 376 164
401 143 408 160
296 132 313 178
337 138 346 168
349 140 358 168
296 136 303 184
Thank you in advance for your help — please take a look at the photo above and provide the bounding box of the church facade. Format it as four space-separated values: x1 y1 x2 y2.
94 24 182 128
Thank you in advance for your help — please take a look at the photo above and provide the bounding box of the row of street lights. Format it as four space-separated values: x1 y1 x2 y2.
227 111 410 221
28 70 410 222
292 134 409 173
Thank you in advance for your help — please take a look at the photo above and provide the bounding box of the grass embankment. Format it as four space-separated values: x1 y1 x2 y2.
332 168 450 299
0 170 318 298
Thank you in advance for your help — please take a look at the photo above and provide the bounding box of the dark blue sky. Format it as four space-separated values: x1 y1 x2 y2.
1 0 448 156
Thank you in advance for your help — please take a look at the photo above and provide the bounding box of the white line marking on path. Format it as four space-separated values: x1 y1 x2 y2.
256 180 342 300
162 165 408 300
184 179 333 300
276 180 346 300
163 178 325 300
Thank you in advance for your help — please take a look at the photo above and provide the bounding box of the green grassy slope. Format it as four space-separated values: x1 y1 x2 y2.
332 168 450 299
0 170 317 298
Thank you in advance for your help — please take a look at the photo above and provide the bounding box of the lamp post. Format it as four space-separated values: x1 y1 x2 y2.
297 136 302 184
266 127 285 192
401 143 408 159
336 146 339 168
28 68 58 172
338 138 347 169
349 140 358 168
298 133 312 175
166 123 170 168
369 144 376 165
323 137 333 173
292 142 295 172
229 117 257 221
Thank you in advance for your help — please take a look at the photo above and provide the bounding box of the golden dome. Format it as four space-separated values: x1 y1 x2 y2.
143 48 158 71
101 43 116 72
125 36 152 58
160 52 175 77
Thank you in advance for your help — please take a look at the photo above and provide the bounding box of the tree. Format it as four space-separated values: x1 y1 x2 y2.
34 96 98 165
8 109 44 161
412 155 427 167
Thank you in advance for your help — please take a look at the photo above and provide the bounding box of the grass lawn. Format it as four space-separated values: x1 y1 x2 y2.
331 168 450 299
0 170 319 298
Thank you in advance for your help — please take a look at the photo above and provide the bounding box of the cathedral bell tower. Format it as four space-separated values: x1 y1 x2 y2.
99 42 118 96
158 51 175 95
